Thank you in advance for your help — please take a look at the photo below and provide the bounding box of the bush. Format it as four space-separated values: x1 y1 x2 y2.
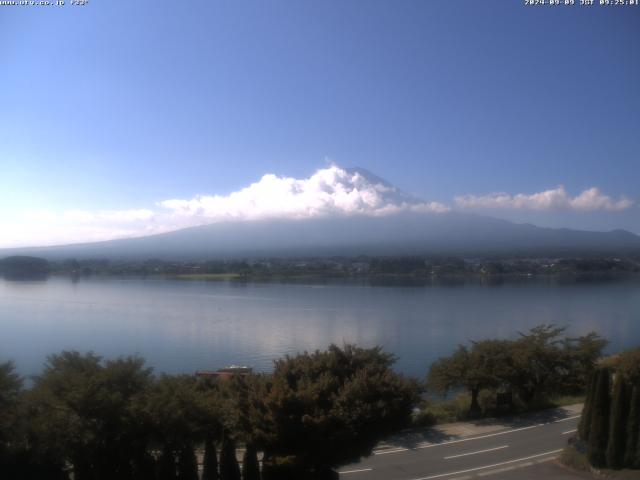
560 444 591 472
410 409 436 428
422 394 472 424
255 344 420 473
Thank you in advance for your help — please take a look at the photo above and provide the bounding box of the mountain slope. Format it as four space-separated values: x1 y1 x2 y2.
3 167 639 260
2 212 639 260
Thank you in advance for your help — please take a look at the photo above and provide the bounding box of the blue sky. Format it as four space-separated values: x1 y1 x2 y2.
1 0 639 247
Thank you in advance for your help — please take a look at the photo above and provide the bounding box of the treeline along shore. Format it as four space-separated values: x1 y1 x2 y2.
2 254 640 281
2 325 638 480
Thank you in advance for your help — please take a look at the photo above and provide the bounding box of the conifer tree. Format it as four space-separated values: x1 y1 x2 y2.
177 445 199 480
606 375 629 468
242 443 260 480
219 434 241 480
202 436 219 480
588 367 611 468
636 421 640 469
158 450 178 480
624 386 640 468
579 372 597 442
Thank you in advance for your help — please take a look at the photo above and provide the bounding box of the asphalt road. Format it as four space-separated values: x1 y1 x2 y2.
338 413 580 480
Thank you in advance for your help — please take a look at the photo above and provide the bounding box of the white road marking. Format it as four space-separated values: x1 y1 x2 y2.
444 445 509 460
373 415 580 456
374 447 409 455
339 468 373 474
535 457 555 463
554 415 581 423
477 465 516 476
408 449 563 480
562 429 577 435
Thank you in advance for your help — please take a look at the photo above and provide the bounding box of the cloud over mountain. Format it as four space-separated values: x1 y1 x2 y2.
159 166 450 221
455 186 633 212
2 166 634 249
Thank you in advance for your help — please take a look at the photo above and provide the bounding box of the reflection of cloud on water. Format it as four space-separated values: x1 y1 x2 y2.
2 277 640 377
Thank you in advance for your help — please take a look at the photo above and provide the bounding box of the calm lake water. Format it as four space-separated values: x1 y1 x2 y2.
1 276 639 379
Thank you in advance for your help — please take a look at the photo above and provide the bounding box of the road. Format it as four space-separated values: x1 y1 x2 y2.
338 411 580 480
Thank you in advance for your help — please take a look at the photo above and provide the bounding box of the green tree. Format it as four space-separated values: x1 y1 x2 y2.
615 348 640 384
561 332 608 393
27 351 153 480
219 434 241 480
0 361 21 447
157 451 177 480
141 374 220 479
202 435 219 480
427 340 514 415
606 374 629 468
624 386 640 468
256 344 419 477
177 445 199 480
587 367 611 468
509 325 567 404
0 361 32 480
242 443 260 480
578 372 597 442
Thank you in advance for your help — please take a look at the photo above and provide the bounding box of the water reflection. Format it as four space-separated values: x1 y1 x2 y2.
0 276 639 379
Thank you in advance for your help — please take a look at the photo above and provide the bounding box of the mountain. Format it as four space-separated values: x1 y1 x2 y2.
2 167 639 260
2 212 639 260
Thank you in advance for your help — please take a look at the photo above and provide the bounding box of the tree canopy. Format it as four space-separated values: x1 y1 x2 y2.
427 325 607 415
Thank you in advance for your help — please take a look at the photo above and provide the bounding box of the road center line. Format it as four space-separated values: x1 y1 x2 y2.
409 449 563 480
339 468 373 475
374 447 409 455
373 415 580 456
444 445 508 460
554 415 581 423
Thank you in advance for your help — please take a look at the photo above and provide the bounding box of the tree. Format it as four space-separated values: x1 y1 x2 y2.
177 445 199 480
0 361 31 480
256 344 419 476
587 368 611 468
202 435 219 480
562 332 608 393
509 325 567 403
578 372 597 442
606 374 629 468
615 348 640 385
0 361 21 447
27 351 153 480
427 346 470 398
142 374 220 480
624 386 640 468
219 434 241 480
157 451 177 480
242 443 260 480
427 341 514 415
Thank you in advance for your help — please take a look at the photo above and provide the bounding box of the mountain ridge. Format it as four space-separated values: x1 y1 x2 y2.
3 167 638 260
2 211 639 260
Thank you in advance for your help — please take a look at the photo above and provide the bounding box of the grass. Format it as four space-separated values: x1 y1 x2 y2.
411 392 585 427
547 394 586 408
559 445 591 472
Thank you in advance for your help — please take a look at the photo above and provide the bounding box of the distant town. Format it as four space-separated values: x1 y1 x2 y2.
2 254 640 281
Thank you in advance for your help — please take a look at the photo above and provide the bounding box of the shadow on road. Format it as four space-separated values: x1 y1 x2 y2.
377 406 578 451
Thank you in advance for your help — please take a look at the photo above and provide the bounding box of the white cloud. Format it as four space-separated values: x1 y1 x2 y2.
24 209 155 224
4 209 164 248
455 186 633 212
1 166 632 249
1 167 448 248
159 166 449 221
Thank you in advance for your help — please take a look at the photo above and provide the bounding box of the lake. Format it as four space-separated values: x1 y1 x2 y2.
1 276 639 379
